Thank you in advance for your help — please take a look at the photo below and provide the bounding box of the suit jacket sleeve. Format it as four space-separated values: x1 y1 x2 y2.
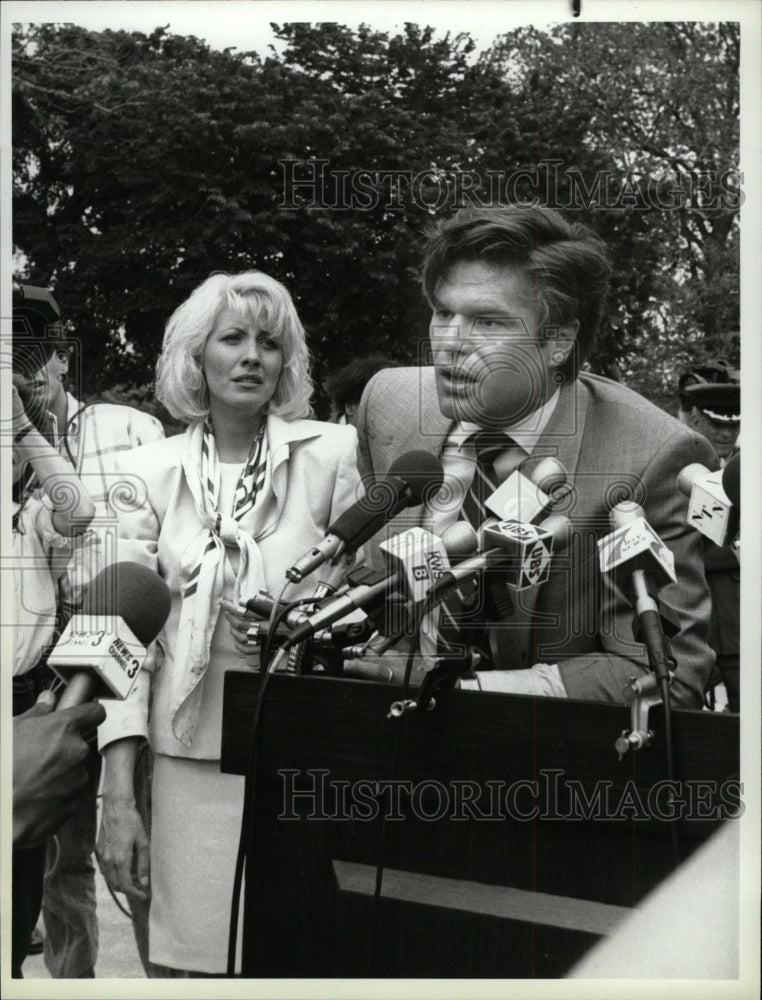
557 428 717 708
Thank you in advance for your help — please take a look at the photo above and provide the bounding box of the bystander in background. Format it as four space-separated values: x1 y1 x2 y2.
324 354 399 426
678 360 740 712
12 284 165 978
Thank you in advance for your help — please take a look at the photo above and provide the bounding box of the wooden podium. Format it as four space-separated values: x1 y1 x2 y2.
221 672 740 978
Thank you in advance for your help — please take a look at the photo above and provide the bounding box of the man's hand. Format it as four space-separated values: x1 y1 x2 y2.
13 691 105 849
11 380 37 432
11 380 30 420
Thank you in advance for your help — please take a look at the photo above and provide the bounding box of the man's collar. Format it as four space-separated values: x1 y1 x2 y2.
39 392 83 450
451 389 561 454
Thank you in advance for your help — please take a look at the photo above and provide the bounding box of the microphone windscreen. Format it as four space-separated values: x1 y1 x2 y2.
523 456 568 494
609 500 645 531
476 516 500 551
387 450 445 506
722 452 740 509
81 562 171 645
676 463 712 498
330 478 410 542
441 521 478 563
329 452 445 548
538 512 572 550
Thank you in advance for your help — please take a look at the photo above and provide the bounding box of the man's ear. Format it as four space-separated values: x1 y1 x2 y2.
547 320 579 367
687 408 702 430
55 347 71 374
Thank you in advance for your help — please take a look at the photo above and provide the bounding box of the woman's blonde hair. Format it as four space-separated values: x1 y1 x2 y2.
156 271 314 423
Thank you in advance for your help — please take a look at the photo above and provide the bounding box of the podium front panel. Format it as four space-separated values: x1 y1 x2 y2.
221 672 740 977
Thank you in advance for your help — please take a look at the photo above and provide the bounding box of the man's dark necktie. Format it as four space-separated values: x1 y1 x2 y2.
461 431 509 532
438 432 518 666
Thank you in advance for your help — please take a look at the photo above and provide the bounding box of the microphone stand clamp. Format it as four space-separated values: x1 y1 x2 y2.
387 650 480 718
615 670 674 760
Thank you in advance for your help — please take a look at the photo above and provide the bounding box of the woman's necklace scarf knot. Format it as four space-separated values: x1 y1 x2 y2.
172 419 271 746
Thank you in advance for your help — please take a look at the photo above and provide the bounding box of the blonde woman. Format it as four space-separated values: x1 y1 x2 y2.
96 272 361 975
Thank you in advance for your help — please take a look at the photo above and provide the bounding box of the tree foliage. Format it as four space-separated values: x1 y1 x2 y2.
13 21 739 411
488 22 740 401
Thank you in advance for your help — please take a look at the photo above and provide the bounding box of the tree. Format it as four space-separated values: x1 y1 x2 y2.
13 21 739 413
14 24 271 387
12 22 600 400
488 22 740 407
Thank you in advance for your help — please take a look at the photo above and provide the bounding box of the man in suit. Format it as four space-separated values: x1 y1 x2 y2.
356 206 716 707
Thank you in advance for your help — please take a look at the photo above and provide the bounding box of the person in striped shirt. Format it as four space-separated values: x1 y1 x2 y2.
12 284 164 979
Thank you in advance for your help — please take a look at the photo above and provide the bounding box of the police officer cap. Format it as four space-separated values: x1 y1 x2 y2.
683 381 740 423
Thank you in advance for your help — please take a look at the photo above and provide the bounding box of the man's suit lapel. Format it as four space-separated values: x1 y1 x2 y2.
533 376 588 481
363 369 594 671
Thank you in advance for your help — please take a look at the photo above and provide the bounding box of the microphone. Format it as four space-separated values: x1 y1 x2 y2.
243 590 332 632
313 618 378 648
598 503 677 683
480 512 571 591
286 451 445 582
49 562 171 710
422 512 572 607
341 524 477 660
245 612 377 649
484 456 568 524
284 526 449 647
722 451 740 511
598 502 676 604
438 520 481 610
677 460 738 546
475 456 568 621
342 515 572 664
440 521 479 563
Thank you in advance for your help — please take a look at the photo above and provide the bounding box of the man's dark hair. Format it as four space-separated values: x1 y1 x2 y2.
324 354 399 412
421 206 611 380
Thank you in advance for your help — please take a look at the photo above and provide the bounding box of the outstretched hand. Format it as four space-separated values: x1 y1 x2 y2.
13 691 105 848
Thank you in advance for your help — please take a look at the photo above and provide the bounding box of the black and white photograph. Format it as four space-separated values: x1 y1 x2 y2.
1 1 759 996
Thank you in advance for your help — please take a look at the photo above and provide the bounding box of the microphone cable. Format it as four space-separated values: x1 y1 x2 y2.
628 587 681 869
660 671 681 869
227 578 313 976
366 640 418 976
365 560 467 973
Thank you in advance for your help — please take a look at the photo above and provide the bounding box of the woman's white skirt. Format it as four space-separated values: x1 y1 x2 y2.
148 754 245 973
